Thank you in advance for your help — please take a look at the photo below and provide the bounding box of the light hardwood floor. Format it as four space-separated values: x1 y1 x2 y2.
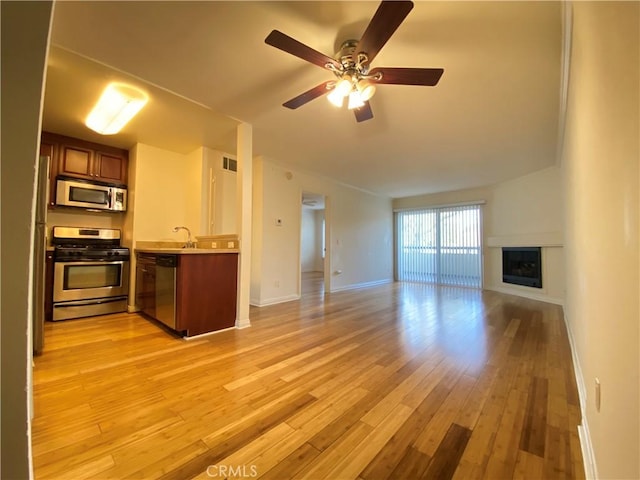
301 271 324 296
32 282 585 479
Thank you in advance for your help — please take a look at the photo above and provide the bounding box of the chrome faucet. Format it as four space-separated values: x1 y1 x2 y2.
172 226 195 248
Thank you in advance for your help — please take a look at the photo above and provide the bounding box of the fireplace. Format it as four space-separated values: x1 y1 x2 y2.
502 247 542 288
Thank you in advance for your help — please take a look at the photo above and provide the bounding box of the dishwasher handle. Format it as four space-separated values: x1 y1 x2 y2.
156 255 177 267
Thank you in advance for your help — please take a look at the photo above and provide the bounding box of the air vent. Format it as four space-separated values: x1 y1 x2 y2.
223 156 237 172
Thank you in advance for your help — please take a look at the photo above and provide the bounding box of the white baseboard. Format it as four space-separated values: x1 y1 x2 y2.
235 317 251 329
485 285 564 306
182 326 235 340
578 422 597 480
563 311 598 479
329 278 392 293
250 294 300 307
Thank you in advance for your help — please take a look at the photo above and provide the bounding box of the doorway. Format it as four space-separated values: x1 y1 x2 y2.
300 192 326 296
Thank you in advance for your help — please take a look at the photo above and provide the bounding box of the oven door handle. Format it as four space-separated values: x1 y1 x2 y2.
54 260 126 266
54 296 128 308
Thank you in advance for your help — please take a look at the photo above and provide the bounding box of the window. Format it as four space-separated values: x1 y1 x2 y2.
396 204 482 288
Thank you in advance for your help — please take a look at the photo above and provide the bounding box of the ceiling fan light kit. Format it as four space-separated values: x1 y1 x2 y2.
264 0 444 123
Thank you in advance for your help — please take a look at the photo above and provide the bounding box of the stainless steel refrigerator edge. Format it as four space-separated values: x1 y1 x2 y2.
32 155 49 355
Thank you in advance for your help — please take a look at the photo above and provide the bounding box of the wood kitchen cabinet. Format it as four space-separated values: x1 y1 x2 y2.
135 254 156 319
58 143 127 185
135 251 238 337
41 132 128 206
44 251 54 322
176 253 238 336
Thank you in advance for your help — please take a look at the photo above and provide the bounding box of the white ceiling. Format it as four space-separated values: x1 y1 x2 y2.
43 1 563 199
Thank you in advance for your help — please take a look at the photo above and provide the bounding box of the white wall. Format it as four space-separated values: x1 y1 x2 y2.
201 148 237 235
251 157 393 306
126 143 203 304
301 207 324 273
484 166 564 304
394 166 564 304
0 2 53 478
301 207 317 273
314 209 325 272
562 3 639 478
129 143 202 243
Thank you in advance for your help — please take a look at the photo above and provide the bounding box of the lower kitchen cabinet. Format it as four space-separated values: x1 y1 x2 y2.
176 253 238 336
45 251 54 322
135 254 156 319
135 252 238 337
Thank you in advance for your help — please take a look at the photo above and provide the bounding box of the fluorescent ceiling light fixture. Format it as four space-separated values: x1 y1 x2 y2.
85 83 148 135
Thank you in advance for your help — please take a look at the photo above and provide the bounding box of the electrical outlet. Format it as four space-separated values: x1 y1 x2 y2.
595 378 601 412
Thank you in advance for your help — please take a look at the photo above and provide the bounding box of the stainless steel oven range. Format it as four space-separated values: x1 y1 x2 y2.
52 226 129 321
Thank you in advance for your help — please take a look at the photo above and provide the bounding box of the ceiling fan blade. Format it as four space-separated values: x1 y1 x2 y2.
354 102 374 123
354 1 414 65
370 67 444 86
265 30 340 70
283 81 335 109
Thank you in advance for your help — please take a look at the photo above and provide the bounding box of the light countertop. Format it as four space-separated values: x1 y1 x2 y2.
135 247 239 255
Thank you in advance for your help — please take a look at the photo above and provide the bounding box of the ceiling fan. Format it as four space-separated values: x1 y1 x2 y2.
265 0 444 123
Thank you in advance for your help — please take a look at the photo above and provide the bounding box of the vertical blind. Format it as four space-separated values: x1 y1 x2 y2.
396 204 483 288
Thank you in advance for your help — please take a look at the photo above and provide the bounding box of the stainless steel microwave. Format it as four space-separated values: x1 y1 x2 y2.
56 178 127 212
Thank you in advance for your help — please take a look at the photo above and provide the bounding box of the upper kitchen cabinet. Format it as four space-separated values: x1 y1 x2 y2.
42 132 129 206
58 144 127 185
57 137 128 185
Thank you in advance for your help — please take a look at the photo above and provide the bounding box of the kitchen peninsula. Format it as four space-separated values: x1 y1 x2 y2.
135 241 238 337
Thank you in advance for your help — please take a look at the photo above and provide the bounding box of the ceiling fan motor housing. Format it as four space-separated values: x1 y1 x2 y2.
335 40 370 76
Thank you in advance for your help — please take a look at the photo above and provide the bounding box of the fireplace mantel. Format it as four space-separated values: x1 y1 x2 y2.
486 232 563 248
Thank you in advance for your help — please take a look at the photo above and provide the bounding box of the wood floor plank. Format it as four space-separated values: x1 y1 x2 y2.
519 376 549 457
293 421 375 479
482 385 528 479
32 283 585 480
322 404 414 480
388 446 432 480
423 423 472 480
413 372 475 456
360 383 450 480
258 442 321 480
513 449 545 479
455 363 499 429
125 440 210 480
